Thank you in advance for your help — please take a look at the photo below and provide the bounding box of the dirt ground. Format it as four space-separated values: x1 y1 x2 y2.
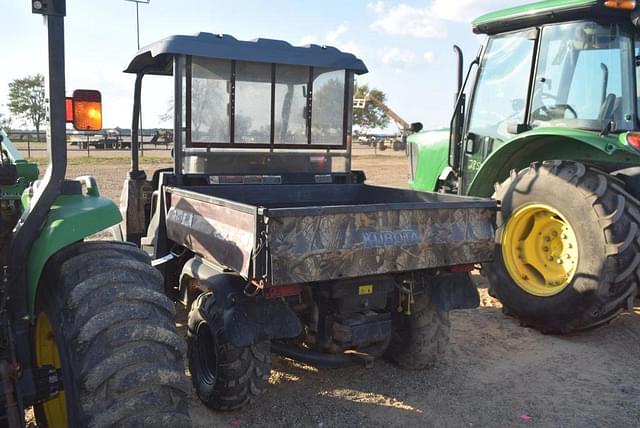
34 147 640 427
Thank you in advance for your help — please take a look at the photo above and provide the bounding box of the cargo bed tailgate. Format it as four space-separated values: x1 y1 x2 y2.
264 196 496 285
165 184 496 285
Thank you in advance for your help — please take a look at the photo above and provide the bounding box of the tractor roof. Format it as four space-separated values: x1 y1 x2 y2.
124 33 368 76
473 0 635 35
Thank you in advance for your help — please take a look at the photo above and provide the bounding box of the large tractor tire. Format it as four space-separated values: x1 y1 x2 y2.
486 161 640 333
34 241 191 427
385 292 450 370
187 292 271 411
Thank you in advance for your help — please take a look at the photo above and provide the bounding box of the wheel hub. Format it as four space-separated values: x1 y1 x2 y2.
502 204 579 297
35 312 67 427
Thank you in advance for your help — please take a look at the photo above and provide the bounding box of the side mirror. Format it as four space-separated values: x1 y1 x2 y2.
410 122 423 133
67 90 102 131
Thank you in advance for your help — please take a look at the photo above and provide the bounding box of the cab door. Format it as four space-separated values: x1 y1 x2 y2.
461 29 536 193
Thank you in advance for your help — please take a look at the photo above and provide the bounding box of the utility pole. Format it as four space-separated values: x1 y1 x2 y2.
125 0 149 156
125 0 150 49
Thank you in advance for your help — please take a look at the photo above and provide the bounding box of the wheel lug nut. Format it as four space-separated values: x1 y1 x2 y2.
543 247 549 252
544 236 550 242
552 231 558 237
547 256 553 261
556 259 562 264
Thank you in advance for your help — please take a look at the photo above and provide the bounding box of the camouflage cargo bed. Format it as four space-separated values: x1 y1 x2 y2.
164 184 497 286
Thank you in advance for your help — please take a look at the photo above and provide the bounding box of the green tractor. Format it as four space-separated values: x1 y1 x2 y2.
409 0 640 333
0 1 191 426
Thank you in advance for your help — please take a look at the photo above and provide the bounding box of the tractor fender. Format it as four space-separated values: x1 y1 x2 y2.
427 272 479 311
28 192 121 314
467 129 640 197
180 257 302 347
438 166 455 181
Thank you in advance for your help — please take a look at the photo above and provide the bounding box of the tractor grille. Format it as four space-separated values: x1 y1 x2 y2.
409 142 418 181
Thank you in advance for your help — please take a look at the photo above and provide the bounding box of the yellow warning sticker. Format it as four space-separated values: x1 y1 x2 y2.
358 285 373 295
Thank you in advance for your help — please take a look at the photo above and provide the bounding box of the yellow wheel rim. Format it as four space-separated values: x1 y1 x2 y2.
502 204 579 297
35 312 68 427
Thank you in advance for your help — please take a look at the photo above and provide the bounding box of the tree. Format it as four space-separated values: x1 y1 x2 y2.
0 112 12 132
353 84 390 131
8 74 47 142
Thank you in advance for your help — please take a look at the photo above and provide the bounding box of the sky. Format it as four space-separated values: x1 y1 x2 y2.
0 0 530 132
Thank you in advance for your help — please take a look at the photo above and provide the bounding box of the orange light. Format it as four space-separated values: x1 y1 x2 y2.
626 132 640 151
604 0 636 10
65 97 73 123
72 90 102 131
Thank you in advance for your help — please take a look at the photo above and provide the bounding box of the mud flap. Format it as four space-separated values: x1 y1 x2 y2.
181 257 302 347
223 298 302 347
427 272 479 311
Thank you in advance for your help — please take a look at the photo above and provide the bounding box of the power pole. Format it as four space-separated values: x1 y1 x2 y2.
125 0 150 156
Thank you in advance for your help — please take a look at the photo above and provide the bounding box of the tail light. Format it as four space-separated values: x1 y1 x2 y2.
604 1 636 10
626 132 640 151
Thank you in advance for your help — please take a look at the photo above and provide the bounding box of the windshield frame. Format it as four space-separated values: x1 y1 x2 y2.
184 55 352 150
464 27 538 144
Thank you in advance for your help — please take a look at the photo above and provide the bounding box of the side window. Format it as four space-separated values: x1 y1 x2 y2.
467 32 534 142
191 58 231 143
531 22 635 130
235 62 272 144
312 69 345 145
566 49 622 119
274 65 308 145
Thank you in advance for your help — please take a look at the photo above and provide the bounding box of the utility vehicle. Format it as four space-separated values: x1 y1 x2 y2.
0 1 191 426
118 33 497 409
409 0 640 333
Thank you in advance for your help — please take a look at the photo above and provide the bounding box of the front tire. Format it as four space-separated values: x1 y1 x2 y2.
487 161 639 333
187 292 271 411
34 242 191 427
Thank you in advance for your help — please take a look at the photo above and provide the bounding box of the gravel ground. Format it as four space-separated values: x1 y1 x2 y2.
36 149 640 427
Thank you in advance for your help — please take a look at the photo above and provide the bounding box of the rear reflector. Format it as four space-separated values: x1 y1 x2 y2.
263 284 302 299
449 264 476 273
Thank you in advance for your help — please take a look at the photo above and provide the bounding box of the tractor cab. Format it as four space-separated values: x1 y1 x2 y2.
120 33 368 243
410 0 640 196
453 1 640 194
471 20 637 145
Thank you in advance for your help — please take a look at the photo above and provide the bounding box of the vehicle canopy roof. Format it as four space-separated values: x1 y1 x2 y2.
124 32 368 75
473 0 637 35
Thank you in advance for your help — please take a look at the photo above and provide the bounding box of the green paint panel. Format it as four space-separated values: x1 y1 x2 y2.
473 0 598 27
27 194 121 313
407 129 450 192
411 127 640 197
466 129 640 197
15 161 39 183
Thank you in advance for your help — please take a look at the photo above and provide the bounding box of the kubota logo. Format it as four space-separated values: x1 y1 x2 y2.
361 229 421 248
